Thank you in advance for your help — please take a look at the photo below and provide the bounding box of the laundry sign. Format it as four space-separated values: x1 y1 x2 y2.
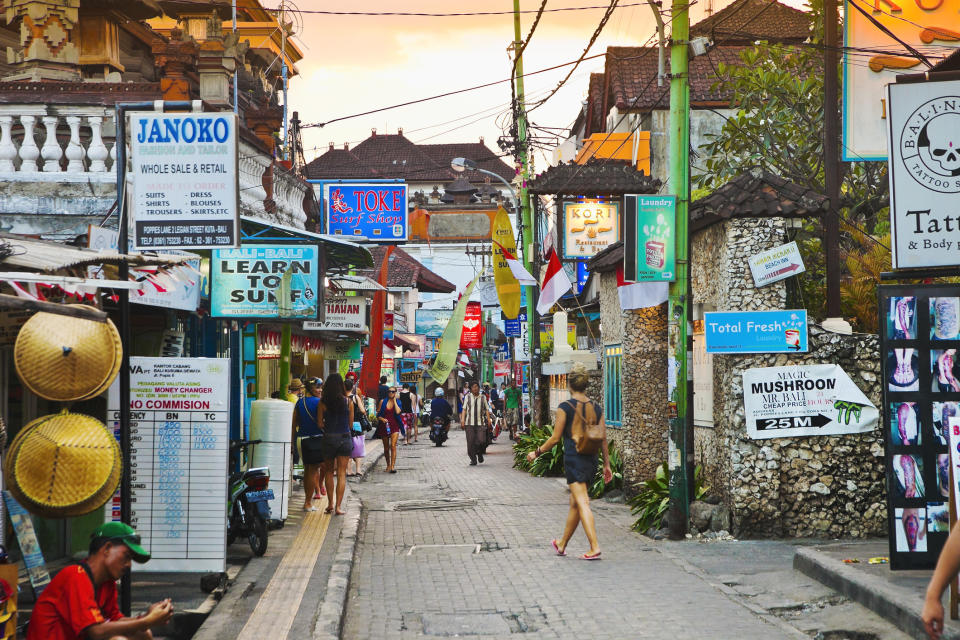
748 242 805 288
743 364 879 439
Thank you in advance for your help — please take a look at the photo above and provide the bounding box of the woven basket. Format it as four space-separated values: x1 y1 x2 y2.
14 311 121 402
4 411 121 519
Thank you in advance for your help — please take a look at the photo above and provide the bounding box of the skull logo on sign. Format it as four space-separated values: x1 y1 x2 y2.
921 113 960 177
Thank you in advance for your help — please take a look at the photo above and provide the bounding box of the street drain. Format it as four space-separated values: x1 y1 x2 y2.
407 610 538 635
406 544 481 556
389 497 477 511
814 632 879 640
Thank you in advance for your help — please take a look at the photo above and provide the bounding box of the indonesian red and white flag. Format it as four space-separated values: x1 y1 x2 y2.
493 241 537 286
536 247 572 315
616 266 669 310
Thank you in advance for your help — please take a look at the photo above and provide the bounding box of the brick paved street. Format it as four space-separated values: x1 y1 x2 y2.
342 430 799 639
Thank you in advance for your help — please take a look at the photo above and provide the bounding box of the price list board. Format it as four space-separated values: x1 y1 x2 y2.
107 357 230 573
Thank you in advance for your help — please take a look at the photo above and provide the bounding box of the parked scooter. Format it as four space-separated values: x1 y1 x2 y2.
227 439 272 556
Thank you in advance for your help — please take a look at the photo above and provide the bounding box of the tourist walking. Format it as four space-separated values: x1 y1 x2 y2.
527 365 612 560
292 379 324 511
317 373 354 515
460 381 492 465
345 378 366 477
504 379 523 441
377 385 402 473
409 384 421 443
398 383 415 445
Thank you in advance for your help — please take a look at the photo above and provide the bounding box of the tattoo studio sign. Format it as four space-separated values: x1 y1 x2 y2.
742 365 879 440
887 79 960 269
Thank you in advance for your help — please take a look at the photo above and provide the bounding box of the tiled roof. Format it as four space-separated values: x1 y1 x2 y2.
691 0 811 44
364 245 457 294
527 158 661 195
304 134 515 185
586 240 624 274
689 169 828 232
605 45 748 111
586 73 606 136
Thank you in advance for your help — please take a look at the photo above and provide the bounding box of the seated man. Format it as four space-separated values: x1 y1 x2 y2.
27 522 173 640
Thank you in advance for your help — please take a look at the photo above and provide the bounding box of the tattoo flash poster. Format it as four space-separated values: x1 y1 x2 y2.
880 285 960 570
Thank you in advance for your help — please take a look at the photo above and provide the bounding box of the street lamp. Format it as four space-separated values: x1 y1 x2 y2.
450 157 518 213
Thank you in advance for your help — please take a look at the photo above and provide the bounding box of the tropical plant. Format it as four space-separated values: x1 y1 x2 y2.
589 440 623 498
512 425 564 477
629 462 709 533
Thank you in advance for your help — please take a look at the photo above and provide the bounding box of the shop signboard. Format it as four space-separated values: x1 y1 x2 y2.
563 200 619 258
460 301 483 349
4 491 50 595
887 79 960 270
303 297 367 332
324 340 362 360
880 284 960 570
417 309 454 337
623 195 676 282
504 310 525 337
397 333 426 359
742 364 878 440
844 0 958 161
494 360 511 379
397 358 421 384
748 241 805 287
211 244 318 318
129 111 239 249
384 312 395 340
514 319 531 362
323 182 408 241
106 357 230 573
577 261 589 294
494 342 511 361
380 358 394 385
0 309 31 346
704 310 808 354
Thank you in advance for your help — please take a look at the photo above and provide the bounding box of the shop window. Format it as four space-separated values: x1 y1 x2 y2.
604 344 623 427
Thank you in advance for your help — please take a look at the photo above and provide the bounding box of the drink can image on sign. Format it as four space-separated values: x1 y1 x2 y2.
623 194 676 282
129 111 239 250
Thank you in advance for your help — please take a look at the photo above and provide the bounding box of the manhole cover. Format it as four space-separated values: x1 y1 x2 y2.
406 544 480 556
389 497 477 511
420 612 511 636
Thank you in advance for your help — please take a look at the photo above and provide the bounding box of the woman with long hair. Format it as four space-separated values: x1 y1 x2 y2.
345 378 366 476
292 379 324 511
527 365 612 560
317 373 354 515
376 385 402 473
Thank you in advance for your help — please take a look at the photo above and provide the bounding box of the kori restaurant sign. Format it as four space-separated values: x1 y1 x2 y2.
563 201 619 258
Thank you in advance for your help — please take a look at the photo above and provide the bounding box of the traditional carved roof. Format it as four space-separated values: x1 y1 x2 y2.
690 0 811 44
364 245 456 294
689 169 828 232
527 158 660 195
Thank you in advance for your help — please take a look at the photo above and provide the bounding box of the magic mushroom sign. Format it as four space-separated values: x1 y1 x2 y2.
888 79 960 269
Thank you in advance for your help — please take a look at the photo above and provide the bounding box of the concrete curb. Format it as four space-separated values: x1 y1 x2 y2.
794 546 960 640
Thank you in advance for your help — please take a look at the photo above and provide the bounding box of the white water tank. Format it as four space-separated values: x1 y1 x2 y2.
249 399 294 521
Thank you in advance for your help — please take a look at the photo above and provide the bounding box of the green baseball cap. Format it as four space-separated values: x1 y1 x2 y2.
92 522 150 563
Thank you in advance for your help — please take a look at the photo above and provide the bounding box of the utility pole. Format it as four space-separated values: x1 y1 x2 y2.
512 0 537 424
822 0 846 331
666 0 691 538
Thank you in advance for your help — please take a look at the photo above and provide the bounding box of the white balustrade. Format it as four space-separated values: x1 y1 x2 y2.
0 117 16 172
86 115 108 172
0 108 116 175
272 167 309 226
18 115 39 172
64 116 85 172
41 116 63 172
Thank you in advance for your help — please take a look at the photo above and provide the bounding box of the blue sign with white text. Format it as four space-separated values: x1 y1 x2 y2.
323 182 408 240
704 310 808 354
504 310 526 337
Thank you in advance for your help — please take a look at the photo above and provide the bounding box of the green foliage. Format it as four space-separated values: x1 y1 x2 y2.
512 425 564 477
628 462 709 533
589 440 623 498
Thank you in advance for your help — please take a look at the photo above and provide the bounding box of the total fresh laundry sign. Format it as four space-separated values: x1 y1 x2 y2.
743 364 879 439
211 244 318 318
704 310 808 354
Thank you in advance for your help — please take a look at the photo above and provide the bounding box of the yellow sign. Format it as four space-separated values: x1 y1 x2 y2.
563 201 619 258
843 0 957 160
491 207 522 319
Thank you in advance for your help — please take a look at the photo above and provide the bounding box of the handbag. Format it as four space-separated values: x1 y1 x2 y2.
354 396 373 432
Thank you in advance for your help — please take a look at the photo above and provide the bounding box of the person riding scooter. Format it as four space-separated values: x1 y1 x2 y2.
430 388 453 437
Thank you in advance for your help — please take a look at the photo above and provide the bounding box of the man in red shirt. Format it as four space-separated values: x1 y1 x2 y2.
27 522 173 640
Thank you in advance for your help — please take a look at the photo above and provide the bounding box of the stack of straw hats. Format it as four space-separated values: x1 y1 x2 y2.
7 311 123 517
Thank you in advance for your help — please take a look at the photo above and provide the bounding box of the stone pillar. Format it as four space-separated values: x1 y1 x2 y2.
196 13 248 107
5 0 80 81
152 28 197 102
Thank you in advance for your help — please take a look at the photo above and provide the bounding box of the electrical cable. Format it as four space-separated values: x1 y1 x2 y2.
253 2 649 16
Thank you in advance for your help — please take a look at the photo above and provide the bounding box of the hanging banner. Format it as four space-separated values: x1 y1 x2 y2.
742 364 878 439
887 79 960 270
211 244 318 318
704 310 808 354
748 241 806 287
491 207 522 318
303 297 367 332
563 200 620 258
416 309 454 337
384 312 395 340
324 340 361 360
323 182 408 241
494 361 511 378
397 358 421 384
129 111 239 249
460 301 483 349
427 275 480 383
843 0 957 161
623 195 676 282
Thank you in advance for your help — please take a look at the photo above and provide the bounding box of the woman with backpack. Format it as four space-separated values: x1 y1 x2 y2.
527 364 612 560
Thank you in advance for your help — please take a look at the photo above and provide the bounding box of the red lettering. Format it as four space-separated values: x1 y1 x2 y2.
354 190 365 210
364 192 378 211
378 190 389 210
393 191 401 210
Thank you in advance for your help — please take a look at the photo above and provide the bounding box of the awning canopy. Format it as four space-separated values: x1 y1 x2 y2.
239 216 373 270
0 233 194 273
329 274 386 292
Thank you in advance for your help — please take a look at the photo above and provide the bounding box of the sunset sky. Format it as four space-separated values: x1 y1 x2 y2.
285 0 776 168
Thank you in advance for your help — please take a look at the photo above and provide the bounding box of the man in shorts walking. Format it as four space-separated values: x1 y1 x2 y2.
504 379 523 441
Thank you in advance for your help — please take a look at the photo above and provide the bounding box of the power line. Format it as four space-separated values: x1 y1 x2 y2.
255 2 650 16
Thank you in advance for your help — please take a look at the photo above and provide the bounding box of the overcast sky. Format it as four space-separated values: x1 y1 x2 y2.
285 0 782 168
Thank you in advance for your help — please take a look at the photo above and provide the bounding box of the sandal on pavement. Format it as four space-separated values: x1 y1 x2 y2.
581 551 602 561
551 540 566 556
303 506 317 512
324 507 334 514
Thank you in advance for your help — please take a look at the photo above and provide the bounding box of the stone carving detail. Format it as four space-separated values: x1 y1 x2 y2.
5 0 81 81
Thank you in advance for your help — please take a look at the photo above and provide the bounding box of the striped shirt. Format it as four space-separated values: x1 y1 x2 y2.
462 393 487 426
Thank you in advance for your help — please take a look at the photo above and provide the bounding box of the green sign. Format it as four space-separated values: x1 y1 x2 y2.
324 340 361 360
624 195 676 282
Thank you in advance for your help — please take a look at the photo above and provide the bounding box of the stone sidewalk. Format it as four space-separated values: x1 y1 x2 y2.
342 430 812 639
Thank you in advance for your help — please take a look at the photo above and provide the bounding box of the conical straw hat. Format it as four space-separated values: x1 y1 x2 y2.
4 411 121 519
14 311 121 402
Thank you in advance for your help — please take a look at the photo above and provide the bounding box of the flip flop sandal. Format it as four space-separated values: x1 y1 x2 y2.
551 540 566 556
581 551 602 561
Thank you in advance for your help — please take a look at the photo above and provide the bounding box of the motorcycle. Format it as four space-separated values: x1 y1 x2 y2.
430 415 450 446
227 439 272 556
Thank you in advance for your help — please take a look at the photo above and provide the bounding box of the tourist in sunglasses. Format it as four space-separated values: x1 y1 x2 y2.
376 387 402 473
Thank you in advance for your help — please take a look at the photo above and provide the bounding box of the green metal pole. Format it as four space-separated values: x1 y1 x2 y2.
513 0 536 424
666 0 690 538
279 323 292 396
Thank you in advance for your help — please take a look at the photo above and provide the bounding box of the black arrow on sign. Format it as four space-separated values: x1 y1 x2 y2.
756 414 832 430
788 343 801 351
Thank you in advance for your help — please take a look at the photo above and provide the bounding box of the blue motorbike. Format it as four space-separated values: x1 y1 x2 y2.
227 439 272 556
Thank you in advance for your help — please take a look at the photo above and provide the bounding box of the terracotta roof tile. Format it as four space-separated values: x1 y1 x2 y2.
527 157 661 195
364 245 457 294
691 0 810 44
586 73 606 136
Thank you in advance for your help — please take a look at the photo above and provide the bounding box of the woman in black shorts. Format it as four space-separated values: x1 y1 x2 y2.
317 373 354 515
527 365 612 560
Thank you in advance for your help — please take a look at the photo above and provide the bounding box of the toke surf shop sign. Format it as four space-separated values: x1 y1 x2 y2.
211 244 318 318
888 79 960 270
